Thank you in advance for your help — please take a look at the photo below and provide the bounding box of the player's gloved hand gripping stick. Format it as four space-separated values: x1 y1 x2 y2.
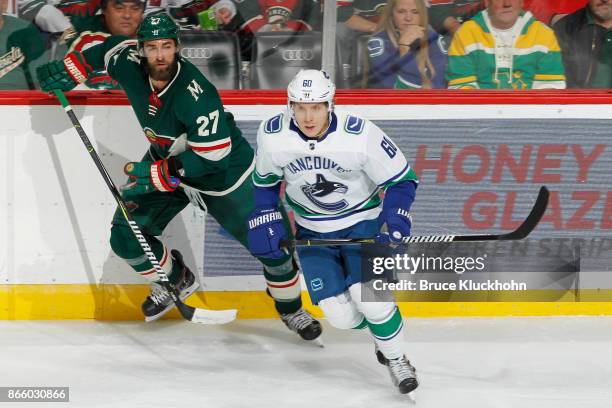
52 89 237 325
282 186 549 248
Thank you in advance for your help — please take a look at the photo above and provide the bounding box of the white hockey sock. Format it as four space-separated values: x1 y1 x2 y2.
367 306 405 360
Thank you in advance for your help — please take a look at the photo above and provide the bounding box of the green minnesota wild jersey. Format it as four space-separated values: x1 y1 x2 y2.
80 36 254 193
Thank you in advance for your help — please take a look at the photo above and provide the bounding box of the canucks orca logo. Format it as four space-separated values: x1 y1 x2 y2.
301 174 349 211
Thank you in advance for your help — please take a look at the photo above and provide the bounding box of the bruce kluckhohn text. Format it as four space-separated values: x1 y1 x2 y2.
373 279 528 291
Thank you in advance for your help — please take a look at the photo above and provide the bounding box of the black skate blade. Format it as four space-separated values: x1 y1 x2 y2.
407 391 416 403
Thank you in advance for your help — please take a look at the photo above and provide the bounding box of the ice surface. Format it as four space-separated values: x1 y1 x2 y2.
0 317 611 408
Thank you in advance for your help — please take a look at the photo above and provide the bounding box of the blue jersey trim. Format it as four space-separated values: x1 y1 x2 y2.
290 188 382 222
298 202 380 222
378 163 410 187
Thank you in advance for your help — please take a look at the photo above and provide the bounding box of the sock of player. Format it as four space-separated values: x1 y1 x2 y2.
353 316 368 329
263 257 302 314
366 306 405 360
125 243 175 283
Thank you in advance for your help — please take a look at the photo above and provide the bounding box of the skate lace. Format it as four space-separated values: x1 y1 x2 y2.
389 357 416 381
283 309 313 331
149 283 171 306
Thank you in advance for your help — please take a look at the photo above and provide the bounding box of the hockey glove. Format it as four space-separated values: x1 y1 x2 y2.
376 208 412 243
121 159 181 200
37 51 92 92
246 207 287 259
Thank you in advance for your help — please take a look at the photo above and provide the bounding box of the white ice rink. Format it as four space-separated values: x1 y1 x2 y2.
1 316 611 408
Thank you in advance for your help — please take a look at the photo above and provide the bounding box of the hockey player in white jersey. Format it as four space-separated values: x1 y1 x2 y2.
246 69 419 396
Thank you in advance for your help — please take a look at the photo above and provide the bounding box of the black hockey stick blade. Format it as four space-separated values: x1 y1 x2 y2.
53 90 237 325
282 186 549 248
463 185 549 241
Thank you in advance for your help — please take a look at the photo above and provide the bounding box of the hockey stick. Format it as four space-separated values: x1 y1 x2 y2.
53 90 237 325
281 186 549 248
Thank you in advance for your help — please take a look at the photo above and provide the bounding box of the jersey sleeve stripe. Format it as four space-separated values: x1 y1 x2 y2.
68 31 110 53
253 171 283 187
188 137 232 151
383 167 419 189
378 163 417 187
190 144 232 161
103 39 138 71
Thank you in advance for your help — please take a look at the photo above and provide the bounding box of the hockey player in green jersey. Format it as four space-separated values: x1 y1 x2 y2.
36 13 322 342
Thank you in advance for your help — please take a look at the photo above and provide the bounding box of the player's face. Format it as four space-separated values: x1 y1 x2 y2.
589 0 612 22
393 0 422 30
292 102 330 138
485 0 523 29
104 0 145 37
143 39 178 81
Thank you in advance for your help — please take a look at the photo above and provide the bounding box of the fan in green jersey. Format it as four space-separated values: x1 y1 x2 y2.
36 14 322 342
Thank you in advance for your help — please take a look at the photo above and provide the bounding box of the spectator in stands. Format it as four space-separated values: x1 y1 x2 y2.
18 0 77 44
219 0 320 63
429 0 587 36
208 0 254 62
338 0 387 34
0 0 46 89
554 0 611 88
525 0 588 26
446 0 566 89
428 0 485 36
236 0 321 33
212 0 235 25
165 0 219 29
59 0 143 38
337 0 387 72
367 0 447 89
61 0 145 89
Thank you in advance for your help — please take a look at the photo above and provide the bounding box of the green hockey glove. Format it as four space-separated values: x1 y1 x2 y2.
121 159 182 200
37 51 92 92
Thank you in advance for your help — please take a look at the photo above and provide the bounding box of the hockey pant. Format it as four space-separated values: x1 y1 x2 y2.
320 283 405 360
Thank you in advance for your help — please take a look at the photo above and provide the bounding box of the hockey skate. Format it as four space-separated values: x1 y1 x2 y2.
141 250 199 322
374 343 388 365
387 355 418 395
280 308 323 344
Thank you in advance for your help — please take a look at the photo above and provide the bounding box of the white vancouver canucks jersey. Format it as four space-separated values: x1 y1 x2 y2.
253 108 418 232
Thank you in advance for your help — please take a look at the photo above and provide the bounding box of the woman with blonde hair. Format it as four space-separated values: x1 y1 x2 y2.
367 0 448 89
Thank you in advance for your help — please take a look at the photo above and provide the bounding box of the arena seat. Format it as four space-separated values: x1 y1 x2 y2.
179 31 241 90
250 32 322 89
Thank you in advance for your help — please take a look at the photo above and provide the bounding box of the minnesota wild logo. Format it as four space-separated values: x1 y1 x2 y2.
143 127 173 147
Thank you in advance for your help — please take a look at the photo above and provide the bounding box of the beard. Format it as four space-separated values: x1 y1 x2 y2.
145 55 179 81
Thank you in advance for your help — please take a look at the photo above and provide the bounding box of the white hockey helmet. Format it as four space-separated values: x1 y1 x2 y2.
287 69 336 112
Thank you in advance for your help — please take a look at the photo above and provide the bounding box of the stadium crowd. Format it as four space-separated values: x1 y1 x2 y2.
0 0 609 90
